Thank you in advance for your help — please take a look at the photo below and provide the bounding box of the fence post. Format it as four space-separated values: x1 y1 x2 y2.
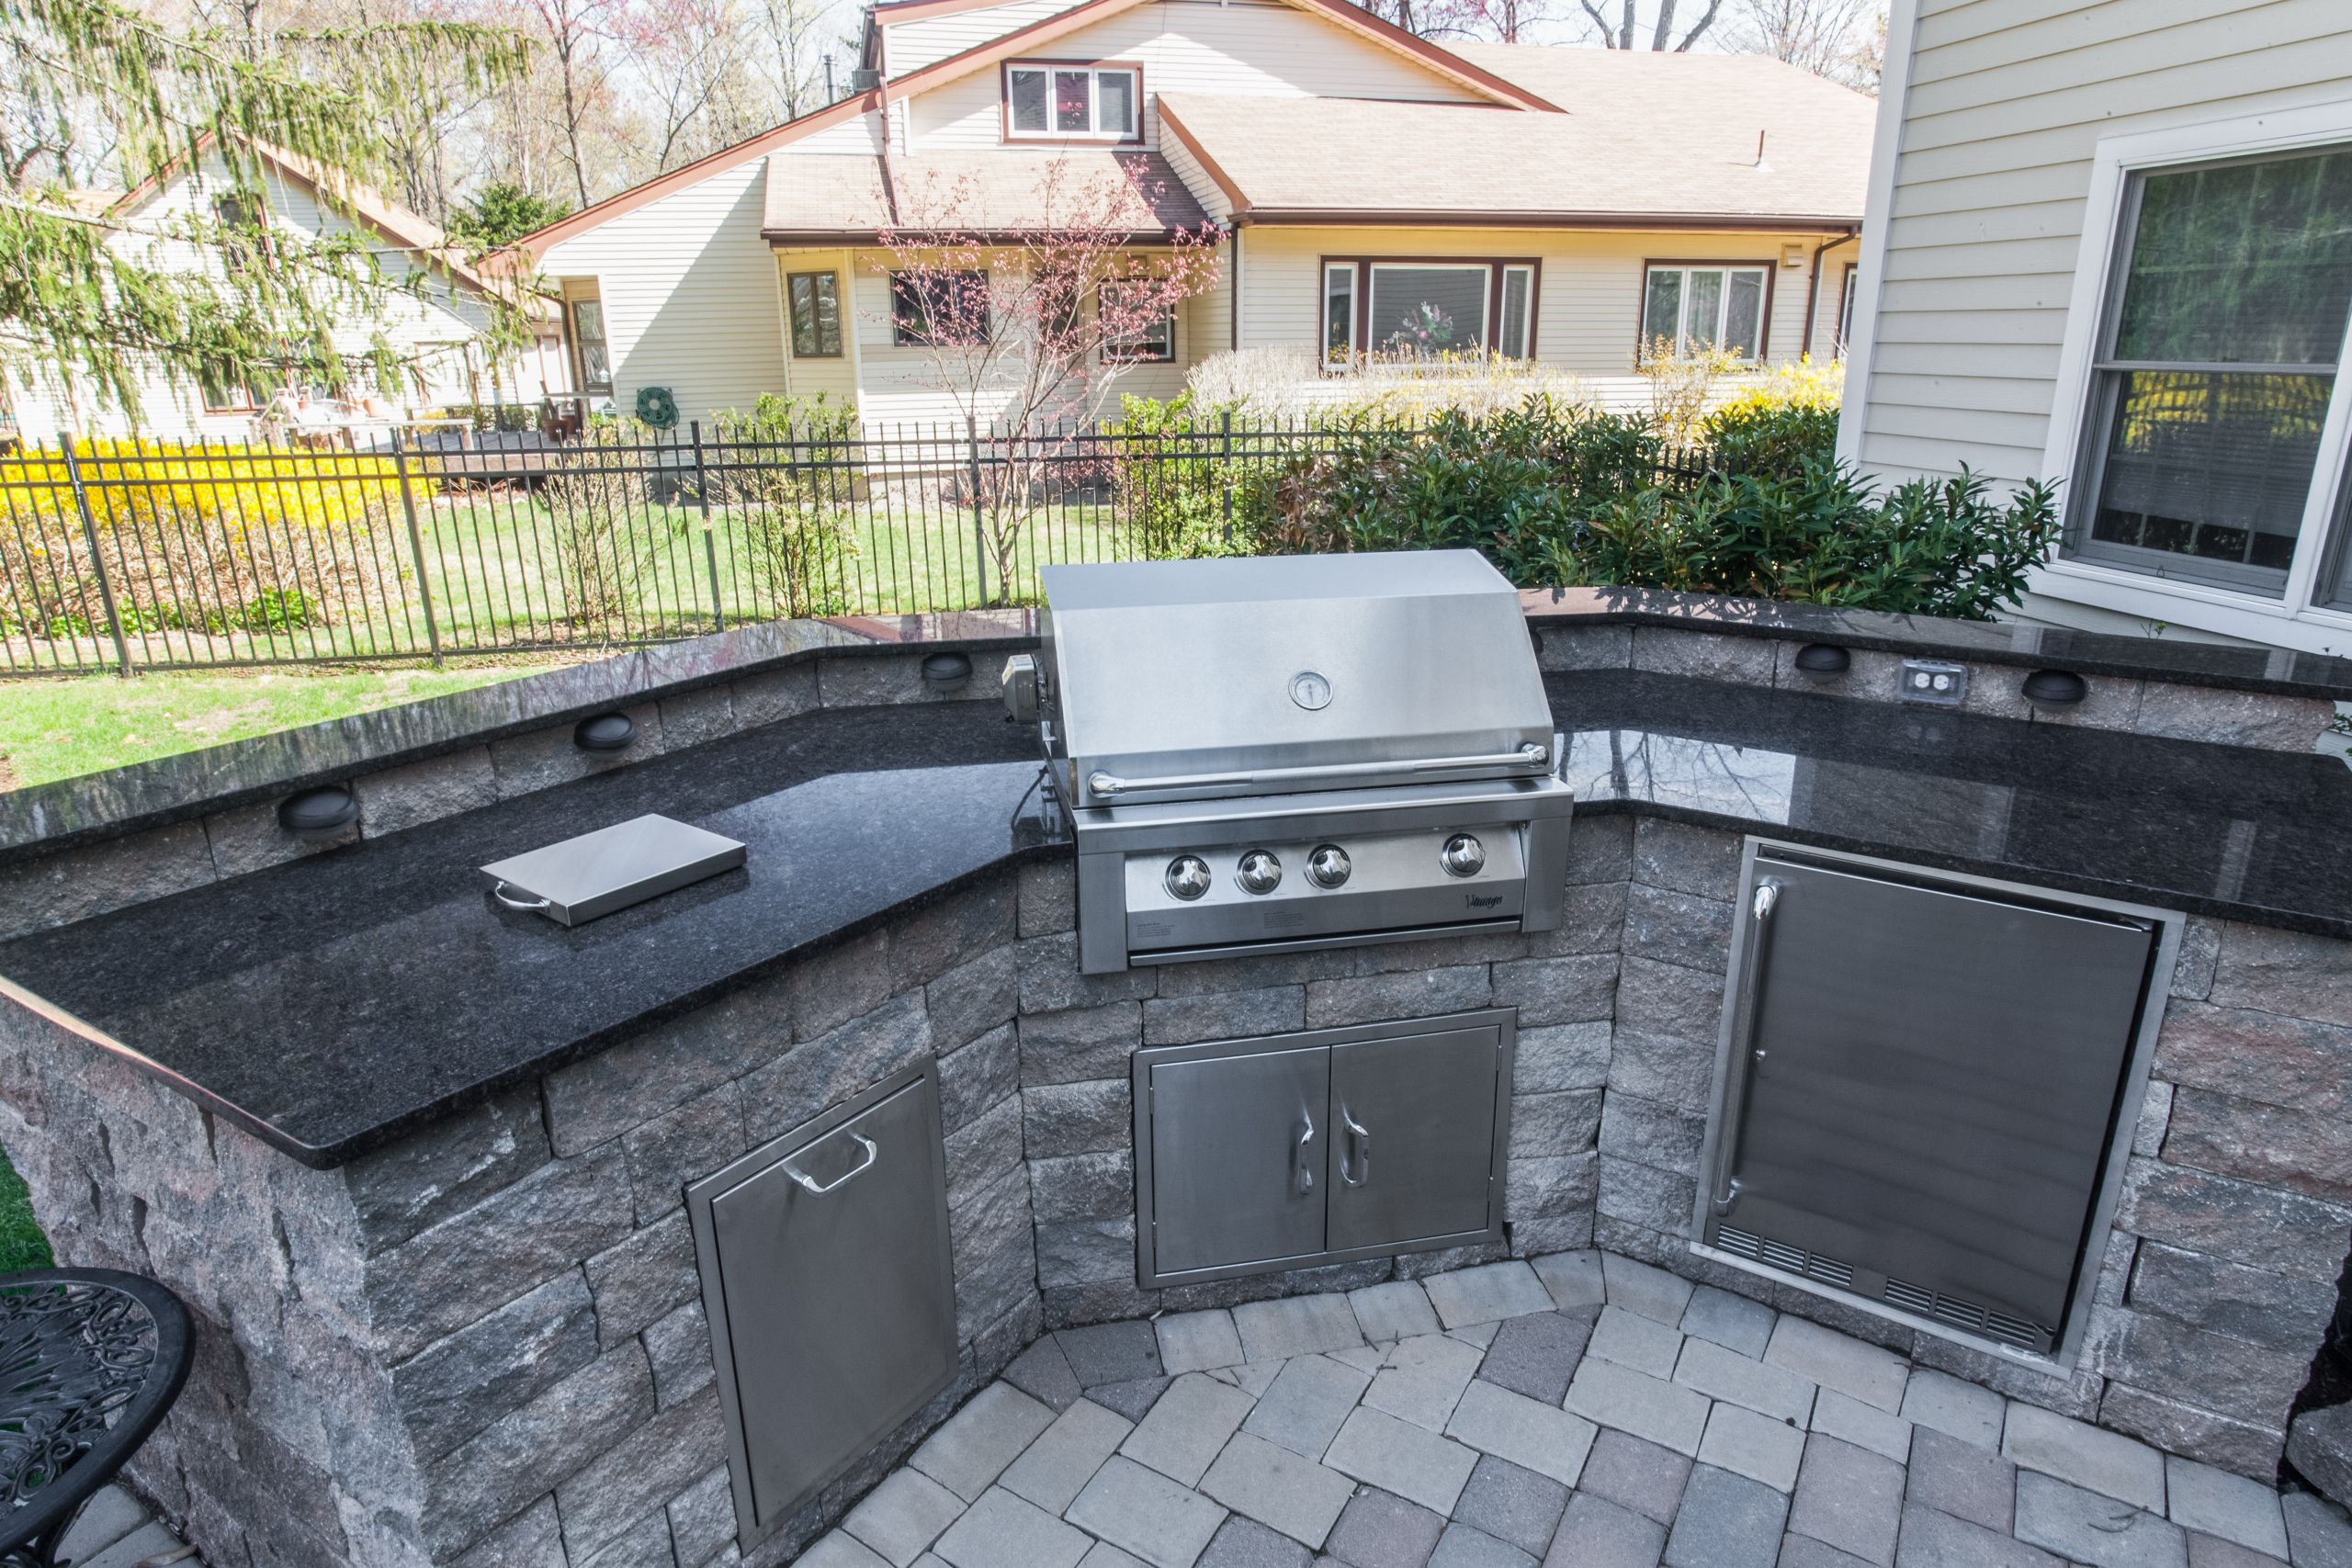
967 415 989 608
60 441 132 676
390 429 443 663
1219 409 1234 544
691 421 723 633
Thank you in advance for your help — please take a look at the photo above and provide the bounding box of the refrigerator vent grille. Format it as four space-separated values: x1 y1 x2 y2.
1884 1279 2043 1350
1717 1226 1854 1289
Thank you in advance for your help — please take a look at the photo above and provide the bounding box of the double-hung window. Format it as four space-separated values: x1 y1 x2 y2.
2063 144 2352 603
786 271 842 358
1319 259 1537 366
1005 63 1139 141
890 271 990 347
1642 264 1770 359
571 299 613 394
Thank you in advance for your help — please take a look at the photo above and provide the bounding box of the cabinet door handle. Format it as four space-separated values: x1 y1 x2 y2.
782 1133 878 1196
1339 1103 1370 1188
1709 879 1781 1218
1293 1111 1316 1196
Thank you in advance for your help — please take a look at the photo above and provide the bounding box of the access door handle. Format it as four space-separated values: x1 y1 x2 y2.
1709 879 1781 1218
1339 1103 1370 1188
1293 1111 1316 1196
781 1133 878 1196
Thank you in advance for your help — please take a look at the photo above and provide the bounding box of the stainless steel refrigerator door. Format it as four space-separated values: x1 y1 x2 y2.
699 1070 956 1538
1145 1044 1330 1278
1326 1027 1500 1253
1710 855 2156 1348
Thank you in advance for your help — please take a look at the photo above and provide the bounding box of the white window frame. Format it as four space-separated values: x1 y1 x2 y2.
1004 63 1140 141
2038 104 2352 649
1642 264 1770 360
1322 263 1357 367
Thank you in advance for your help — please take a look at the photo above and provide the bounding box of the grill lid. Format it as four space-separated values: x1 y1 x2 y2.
1041 551 1553 807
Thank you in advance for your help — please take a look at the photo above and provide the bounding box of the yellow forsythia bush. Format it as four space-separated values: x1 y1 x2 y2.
0 437 414 534
1711 355 1846 419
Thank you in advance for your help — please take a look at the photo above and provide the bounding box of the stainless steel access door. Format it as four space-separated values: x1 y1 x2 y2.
1147 1043 1329 1278
1327 1029 1500 1253
1702 849 2159 1355
688 1064 957 1549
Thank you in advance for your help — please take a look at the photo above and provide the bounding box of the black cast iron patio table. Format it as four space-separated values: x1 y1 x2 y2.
1 1269 191 1568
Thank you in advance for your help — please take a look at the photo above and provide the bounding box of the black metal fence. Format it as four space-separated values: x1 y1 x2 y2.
0 420 1713 676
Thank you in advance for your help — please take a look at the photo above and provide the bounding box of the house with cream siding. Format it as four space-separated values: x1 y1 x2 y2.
514 0 1876 432
1838 0 2352 654
7 139 569 444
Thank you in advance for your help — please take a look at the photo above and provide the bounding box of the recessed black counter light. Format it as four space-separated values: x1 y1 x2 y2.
2021 670 2088 708
277 784 358 843
574 712 638 752
1793 643 1851 682
922 652 974 694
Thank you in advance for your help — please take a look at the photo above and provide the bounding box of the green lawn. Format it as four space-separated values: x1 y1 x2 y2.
0 1142 51 1275
0 661 557 788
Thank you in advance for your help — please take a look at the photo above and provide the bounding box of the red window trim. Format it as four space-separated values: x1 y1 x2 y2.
1001 59 1147 146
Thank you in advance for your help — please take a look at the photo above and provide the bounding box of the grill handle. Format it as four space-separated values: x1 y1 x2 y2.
1087 742 1549 801
1708 878 1781 1220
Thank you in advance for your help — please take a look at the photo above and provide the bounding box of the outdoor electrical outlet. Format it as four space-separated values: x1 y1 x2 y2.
1900 660 1968 706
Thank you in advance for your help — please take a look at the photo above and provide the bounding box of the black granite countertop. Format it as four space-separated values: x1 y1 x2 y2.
6 669 2351 1168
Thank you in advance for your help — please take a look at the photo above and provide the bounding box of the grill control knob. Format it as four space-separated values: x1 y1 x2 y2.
1164 855 1212 901
1441 833 1487 878
1307 844 1351 889
1236 850 1283 895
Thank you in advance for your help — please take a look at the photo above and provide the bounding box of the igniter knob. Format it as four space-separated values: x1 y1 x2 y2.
1164 855 1212 901
1306 844 1351 888
1236 850 1283 895
1441 833 1486 878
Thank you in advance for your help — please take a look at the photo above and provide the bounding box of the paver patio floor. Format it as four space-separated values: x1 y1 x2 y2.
806 1250 2352 1568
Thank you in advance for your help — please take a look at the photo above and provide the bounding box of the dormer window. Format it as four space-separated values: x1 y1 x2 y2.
1004 62 1141 142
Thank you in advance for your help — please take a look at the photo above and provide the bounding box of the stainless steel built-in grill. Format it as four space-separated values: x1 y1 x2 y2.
1009 551 1573 974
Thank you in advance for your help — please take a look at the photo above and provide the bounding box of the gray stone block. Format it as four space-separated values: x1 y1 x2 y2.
2134 687 2333 753
447 1492 565 1567
2282 1491 2352 1568
1526 881 1628 958
555 1384 726 1559
742 992 933 1142
1908 1333 2098 1424
1476 1310 1594 1404
1631 627 1780 688
1601 1254 1694 1325
1663 1463 1788 1568
656 681 737 749
2210 925 2352 1030
1623 885 1736 975
622 1080 747 1224
1237 1293 1366 1360
1156 1310 1245 1375
946 1095 1026 1205
1600 1090 1708 1175
1307 967 1496 1030
2090 1305 2308 1428
1545 1491 1664 1568
1507 1151 1598 1223
1144 987 1307 1046
1579 1427 1692 1526
1352 1281 1442 1343
2136 1082 2177 1158
2171 919 2223 1001
1326 1487 1447 1568
1084 1375 1173 1422
647 1298 716 1410
951 1165 1038 1341
1676 1336 1815 1427
1810 1394 1915 1471
1023 1077 1131 1158
1566 816 1634 886
1017 933 1157 1015
1598 1155 1697 1235
1605 1027 1715 1114
490 703 664 797
1589 1305 1683 1379
1510 1090 1603 1157
2291 1405 2352 1515
1059 1320 1164 1387
729 660 818 727
941 1022 1020 1137
1787 1434 1904 1565
1909 1427 2015 1532
1199 1514 1316 1568
888 879 1017 994
545 986 786 1156
2164 1088 2352 1203
2004 1404 2168 1514
1003 1336 1082 1412
1037 1216 1136 1287
2098 1383 2286 1484
2166 1455 2289 1559
1029 1150 1134 1224
1763 1317 1905 1416
202 795 355 877
344 1085 550 1255
1514 1022 1612 1094
2014 1472 2187 1568
2154 1001 2352 1117
585 1207 702 1347
1566 1358 1710 1457
371 1145 635 1360
1018 861 1077 938
1490 956 1618 1026
1456 1455 1568 1558
1019 1004 1145 1088
1535 622 1631 671
1530 1250 1605 1311
930 948 1019 1056
0 818 215 939
1613 957 1724 1048
422 1343 655 1558
354 745 497 836
1633 818 1743 900
391 1269 599 1462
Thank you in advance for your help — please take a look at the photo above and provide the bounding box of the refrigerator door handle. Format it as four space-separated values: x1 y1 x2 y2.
1710 879 1781 1218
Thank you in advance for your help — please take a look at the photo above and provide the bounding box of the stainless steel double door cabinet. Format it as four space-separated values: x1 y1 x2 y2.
1698 842 2176 1361
1134 1010 1515 1287
686 1064 958 1551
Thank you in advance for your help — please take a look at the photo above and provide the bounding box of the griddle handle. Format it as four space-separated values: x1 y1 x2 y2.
491 881 552 912
1709 879 1781 1219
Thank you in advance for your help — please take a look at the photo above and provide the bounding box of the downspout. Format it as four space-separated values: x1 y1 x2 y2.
1228 222 1241 353
1799 226 1860 359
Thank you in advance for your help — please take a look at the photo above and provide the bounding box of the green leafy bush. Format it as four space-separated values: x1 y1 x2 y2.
1702 401 1841 478
1102 392 1261 559
711 393 862 618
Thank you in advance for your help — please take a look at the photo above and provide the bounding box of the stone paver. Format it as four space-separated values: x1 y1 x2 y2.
1122 1372 1255 1486
2002 1404 2168 1516
2282 1492 2352 1568
1683 1286 1776 1359
1675 1336 1816 1426
913 1382 1061 1502
1477 1310 1595 1404
2185 1531 2290 1568
1602 1255 1695 1325
1782 1534 1881 1568
2014 1472 2187 1568
1566 1356 1713 1457
1430 1520 1538 1568
1199 1431 1356 1548
1901 1370 2005 1450
1814 1389 1913 1464
1544 1489 1667 1568
1243 1353 1372 1460
1698 1401 1806 1493
848 1468 970 1565
1532 1249 1606 1312
1062 1321 1167 1387
77 1522 198 1568
1894 1504 2064 1568
1353 1280 1443 1343
1001 1399 1134 1514
1665 1463 1790 1568
1158 1311 1246 1376
1579 1428 1694 1525
1327 1487 1449 1568
1068 1455 1230 1568
1456 1455 1570 1559
1199 1515 1311 1568
1425 1263 1557 1329
2165 1458 2289 1559
1327 1406 1484 1516
1588 1304 1685 1378
933 1487 1092 1568
1908 1427 2016 1534
1445 1378 1599 1487
1236 1294 1364 1362
1763 1319 1907 1415
1007 1336 1085 1411
1092 1376 1175 1423
57 1487 153 1565
1788 1434 1906 1567
1366 1333 1487 1432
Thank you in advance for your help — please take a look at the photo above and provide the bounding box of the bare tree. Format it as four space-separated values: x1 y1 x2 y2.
1727 0 1883 86
1573 0 1728 50
874 159 1224 600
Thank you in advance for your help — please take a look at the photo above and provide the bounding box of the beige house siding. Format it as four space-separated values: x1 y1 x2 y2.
540 157 791 426
1848 0 2352 484
885 0 1079 73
